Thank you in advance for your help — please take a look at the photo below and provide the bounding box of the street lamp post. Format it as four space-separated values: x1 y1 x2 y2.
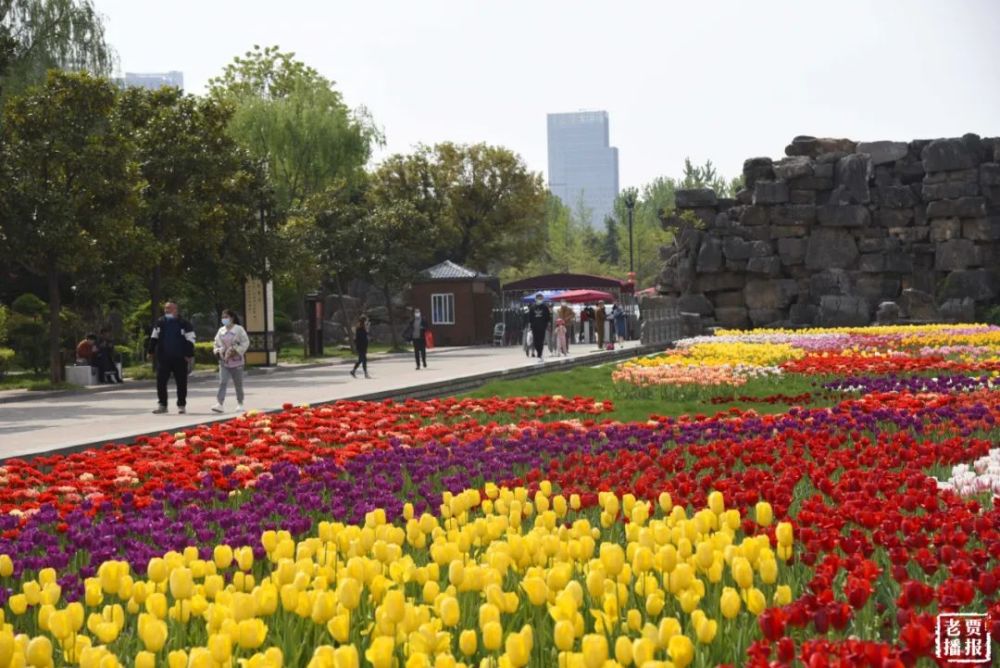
623 188 638 274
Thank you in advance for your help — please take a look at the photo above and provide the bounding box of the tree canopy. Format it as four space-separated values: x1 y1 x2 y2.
0 0 115 102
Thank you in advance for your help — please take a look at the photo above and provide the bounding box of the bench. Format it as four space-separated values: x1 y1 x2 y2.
64 362 123 386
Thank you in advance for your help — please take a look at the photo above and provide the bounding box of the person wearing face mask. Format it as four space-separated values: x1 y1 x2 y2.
528 292 551 362
147 301 196 414
403 307 429 370
211 309 250 413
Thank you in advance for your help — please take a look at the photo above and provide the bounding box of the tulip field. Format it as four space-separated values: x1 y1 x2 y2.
1 324 999 667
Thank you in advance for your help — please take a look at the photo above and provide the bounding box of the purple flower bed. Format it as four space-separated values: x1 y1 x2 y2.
824 374 993 394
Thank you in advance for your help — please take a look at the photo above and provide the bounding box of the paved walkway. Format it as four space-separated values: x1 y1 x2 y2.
0 342 641 459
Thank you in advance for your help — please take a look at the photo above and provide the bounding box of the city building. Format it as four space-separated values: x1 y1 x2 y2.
546 110 619 228
121 71 184 91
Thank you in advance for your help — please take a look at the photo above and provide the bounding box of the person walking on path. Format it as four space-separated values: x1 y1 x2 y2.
555 318 569 356
556 300 575 349
595 300 607 349
528 292 551 362
611 302 627 348
210 309 249 414
350 316 371 379
580 304 595 343
404 308 429 370
148 301 195 414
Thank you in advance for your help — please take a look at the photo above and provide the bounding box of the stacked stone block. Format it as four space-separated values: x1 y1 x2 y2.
659 134 1000 328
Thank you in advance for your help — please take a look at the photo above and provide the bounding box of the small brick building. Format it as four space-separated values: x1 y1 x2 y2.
410 261 499 346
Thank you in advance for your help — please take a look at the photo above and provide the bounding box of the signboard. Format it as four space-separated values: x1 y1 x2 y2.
244 277 276 366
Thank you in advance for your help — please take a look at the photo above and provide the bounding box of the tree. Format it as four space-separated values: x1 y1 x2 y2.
299 176 377 349
208 45 381 215
0 0 115 102
680 158 743 197
0 71 135 382
116 86 257 325
428 143 548 272
600 216 621 266
365 182 434 350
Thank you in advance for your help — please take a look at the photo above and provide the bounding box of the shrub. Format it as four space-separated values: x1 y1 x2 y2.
0 304 8 345
0 347 13 378
115 345 133 367
194 342 217 365
983 305 1000 326
9 318 47 373
11 293 46 318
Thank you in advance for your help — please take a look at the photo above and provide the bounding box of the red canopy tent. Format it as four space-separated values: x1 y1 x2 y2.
552 289 614 304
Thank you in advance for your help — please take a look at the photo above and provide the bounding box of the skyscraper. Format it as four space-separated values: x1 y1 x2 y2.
547 111 619 228
121 71 184 91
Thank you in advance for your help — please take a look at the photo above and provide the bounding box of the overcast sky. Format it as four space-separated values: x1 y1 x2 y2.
92 0 1000 189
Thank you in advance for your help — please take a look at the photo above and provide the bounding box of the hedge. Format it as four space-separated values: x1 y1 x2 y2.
0 348 13 378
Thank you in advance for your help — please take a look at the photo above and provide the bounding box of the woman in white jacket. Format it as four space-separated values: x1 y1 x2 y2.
211 309 250 413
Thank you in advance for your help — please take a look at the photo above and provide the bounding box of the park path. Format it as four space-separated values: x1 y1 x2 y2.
0 342 641 459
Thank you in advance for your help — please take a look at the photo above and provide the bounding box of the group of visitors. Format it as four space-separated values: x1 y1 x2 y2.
521 294 629 361
75 328 123 384
144 301 248 415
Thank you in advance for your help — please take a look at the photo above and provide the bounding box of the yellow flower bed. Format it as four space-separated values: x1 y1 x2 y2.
625 343 803 369
0 488 793 668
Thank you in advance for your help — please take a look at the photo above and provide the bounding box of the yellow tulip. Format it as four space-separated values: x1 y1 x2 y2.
440 596 460 627
459 629 478 656
759 558 778 585
337 577 362 610
614 635 633 665
521 577 548 606
212 545 234 570
745 587 766 615
167 650 188 668
580 634 607 668
776 522 794 547
383 588 406 624
365 636 394 668
333 645 360 668
667 634 694 668
207 633 232 663
135 652 156 668
168 568 193 600
755 501 773 527
505 631 530 667
0 555 13 577
482 621 502 651
731 557 754 590
774 584 793 606
146 558 167 584
8 593 27 615
26 636 53 668
720 587 741 619
238 618 268 650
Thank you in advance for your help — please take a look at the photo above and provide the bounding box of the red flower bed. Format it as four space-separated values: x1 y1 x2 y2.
780 352 1000 375
0 396 612 519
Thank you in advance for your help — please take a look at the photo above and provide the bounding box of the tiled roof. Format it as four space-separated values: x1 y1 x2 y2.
420 260 485 280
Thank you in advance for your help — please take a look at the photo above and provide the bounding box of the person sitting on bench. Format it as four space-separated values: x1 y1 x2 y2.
95 327 123 384
76 334 98 367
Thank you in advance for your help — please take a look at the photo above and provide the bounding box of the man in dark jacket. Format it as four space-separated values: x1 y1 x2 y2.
403 308 429 370
528 292 551 362
148 301 196 414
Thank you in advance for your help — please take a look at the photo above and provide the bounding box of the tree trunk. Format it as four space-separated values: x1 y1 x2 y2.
383 282 401 352
150 262 162 328
335 273 354 354
47 265 62 385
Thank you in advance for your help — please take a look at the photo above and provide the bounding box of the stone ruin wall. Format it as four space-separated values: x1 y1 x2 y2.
657 134 1000 328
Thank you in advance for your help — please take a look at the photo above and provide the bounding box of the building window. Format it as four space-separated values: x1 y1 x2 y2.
431 293 455 325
